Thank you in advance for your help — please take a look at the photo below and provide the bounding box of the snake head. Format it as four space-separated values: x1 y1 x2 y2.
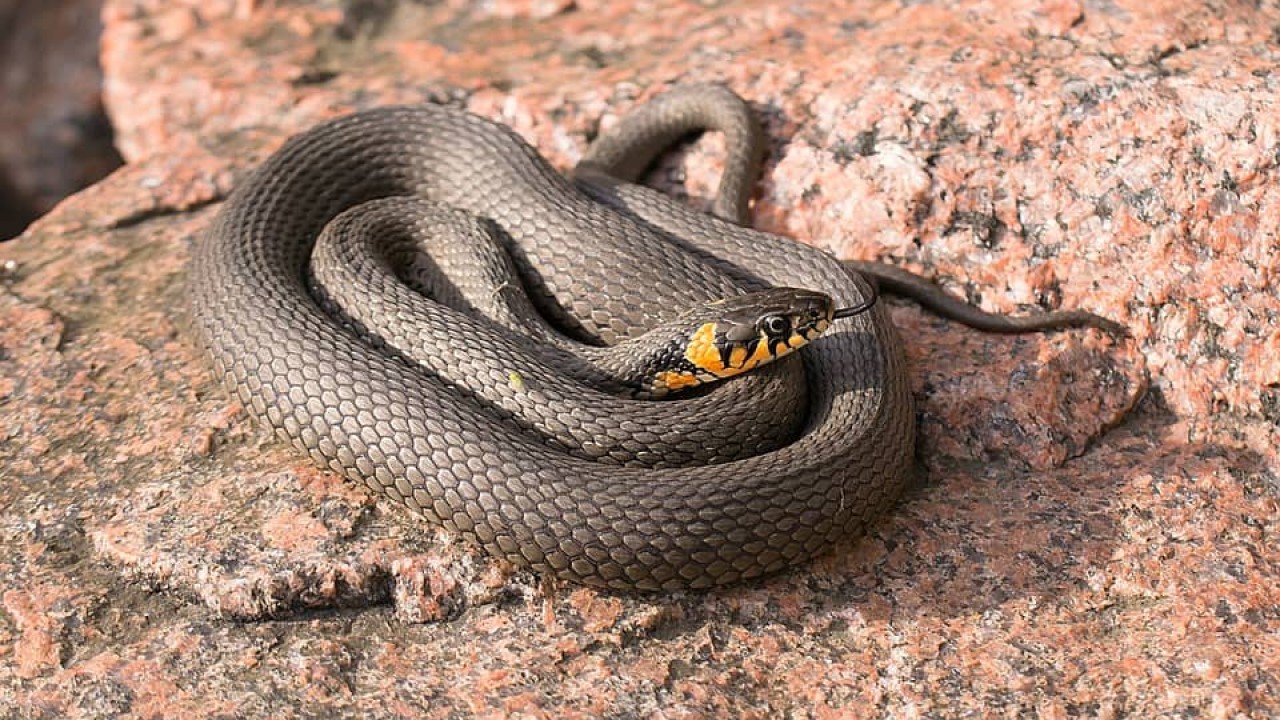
645 287 834 396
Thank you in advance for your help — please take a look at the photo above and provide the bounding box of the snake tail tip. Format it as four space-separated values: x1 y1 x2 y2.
832 280 880 321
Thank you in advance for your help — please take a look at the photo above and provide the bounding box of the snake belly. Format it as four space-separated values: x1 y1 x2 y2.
188 88 915 591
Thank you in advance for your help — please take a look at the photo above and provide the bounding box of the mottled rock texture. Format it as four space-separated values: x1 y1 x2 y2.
1 0 1276 716
0 0 123 239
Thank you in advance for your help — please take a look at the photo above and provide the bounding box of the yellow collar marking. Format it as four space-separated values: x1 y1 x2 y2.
685 323 731 377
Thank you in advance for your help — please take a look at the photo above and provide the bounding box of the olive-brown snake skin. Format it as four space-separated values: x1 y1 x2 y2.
189 85 1108 590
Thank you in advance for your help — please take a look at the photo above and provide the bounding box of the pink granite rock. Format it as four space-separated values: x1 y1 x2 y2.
0 0 1275 716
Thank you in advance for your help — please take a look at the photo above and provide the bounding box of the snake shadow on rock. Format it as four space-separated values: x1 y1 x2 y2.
794 391 1212 626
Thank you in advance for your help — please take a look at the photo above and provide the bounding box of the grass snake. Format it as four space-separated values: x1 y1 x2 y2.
189 85 1118 590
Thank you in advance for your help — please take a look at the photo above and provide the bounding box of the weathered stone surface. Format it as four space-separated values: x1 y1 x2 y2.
0 0 1275 716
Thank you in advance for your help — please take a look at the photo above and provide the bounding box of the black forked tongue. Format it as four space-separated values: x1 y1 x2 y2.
832 281 880 320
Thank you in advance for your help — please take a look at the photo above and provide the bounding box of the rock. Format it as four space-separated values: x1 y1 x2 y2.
0 0 1275 716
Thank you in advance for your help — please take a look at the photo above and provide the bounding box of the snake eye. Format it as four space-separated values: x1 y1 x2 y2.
760 314 790 337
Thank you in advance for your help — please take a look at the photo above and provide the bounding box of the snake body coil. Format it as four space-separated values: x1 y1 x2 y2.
189 86 913 590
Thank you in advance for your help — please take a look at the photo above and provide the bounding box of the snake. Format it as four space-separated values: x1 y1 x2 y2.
188 85 1119 590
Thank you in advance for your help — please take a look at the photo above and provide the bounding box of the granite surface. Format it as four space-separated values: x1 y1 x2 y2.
1 0 1277 716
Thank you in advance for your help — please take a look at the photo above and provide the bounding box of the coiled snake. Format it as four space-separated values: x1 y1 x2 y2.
189 85 1116 590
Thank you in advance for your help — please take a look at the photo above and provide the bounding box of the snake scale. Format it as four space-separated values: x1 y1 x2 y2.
189 85 1110 590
